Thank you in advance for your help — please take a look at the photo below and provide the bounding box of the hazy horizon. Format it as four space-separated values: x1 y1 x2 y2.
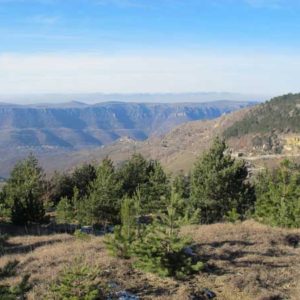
1 0 300 98
0 92 268 105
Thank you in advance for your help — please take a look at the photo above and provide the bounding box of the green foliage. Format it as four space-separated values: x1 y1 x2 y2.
56 197 75 224
0 275 31 300
105 195 141 259
255 160 300 228
48 164 96 207
74 230 91 241
118 154 170 214
105 190 202 278
172 173 190 200
10 274 31 296
82 158 121 226
49 261 104 300
224 93 300 138
55 158 122 226
75 197 91 226
191 137 255 224
132 191 203 279
3 154 45 225
47 171 74 207
118 154 151 197
163 190 199 226
56 187 79 224
132 225 203 279
172 173 200 224
72 164 97 198
139 160 170 213
225 208 241 223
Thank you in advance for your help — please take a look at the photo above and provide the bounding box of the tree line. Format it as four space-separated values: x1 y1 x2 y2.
224 93 300 139
0 137 300 229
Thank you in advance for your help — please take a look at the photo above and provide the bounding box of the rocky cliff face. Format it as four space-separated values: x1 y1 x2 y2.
0 101 253 150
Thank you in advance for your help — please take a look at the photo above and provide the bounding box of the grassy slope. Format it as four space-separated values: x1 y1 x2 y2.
1 221 300 300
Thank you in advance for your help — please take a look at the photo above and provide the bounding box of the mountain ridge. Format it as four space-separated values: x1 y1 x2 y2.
4 95 299 178
0 100 254 150
14 93 299 177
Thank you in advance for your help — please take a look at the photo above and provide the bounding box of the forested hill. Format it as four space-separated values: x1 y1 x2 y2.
224 93 300 138
0 100 253 149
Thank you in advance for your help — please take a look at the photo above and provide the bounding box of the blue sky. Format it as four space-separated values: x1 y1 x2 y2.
0 0 300 95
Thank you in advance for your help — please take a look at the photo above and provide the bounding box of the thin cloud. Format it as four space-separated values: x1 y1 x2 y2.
0 52 299 95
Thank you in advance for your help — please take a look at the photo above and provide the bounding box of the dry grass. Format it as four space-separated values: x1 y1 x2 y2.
1 221 300 299
182 220 300 300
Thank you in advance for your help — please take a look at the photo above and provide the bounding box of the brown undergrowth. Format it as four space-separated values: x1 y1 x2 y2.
1 220 300 299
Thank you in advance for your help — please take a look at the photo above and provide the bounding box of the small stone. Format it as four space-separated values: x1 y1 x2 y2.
184 246 196 256
115 290 140 300
189 288 217 300
202 288 216 299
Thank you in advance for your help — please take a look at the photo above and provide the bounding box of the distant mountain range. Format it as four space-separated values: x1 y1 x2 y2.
0 100 254 151
0 92 266 104
0 93 295 179
6 93 300 179
0 104 253 178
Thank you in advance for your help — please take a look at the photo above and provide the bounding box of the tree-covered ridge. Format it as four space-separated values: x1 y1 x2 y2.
224 93 300 138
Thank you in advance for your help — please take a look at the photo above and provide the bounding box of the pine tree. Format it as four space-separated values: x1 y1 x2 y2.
47 171 74 206
172 174 197 224
255 160 300 228
72 164 96 198
47 164 96 207
140 160 170 213
173 172 190 200
74 195 90 226
49 260 103 300
118 154 150 197
118 154 170 214
132 191 203 278
83 158 121 226
56 187 83 224
105 195 140 258
3 154 45 225
191 137 255 224
56 188 79 224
